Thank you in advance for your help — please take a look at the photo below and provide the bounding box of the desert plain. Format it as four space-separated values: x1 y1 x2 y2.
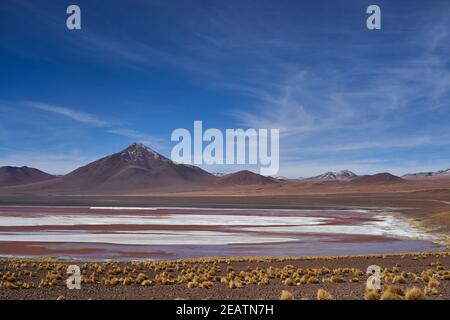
0 189 450 300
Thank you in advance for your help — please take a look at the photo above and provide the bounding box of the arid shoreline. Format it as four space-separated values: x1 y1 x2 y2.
1 252 449 300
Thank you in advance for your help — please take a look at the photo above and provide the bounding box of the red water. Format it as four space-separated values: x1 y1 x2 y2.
0 206 444 260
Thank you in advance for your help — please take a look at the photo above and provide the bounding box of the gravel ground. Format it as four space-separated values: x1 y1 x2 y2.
1 252 449 300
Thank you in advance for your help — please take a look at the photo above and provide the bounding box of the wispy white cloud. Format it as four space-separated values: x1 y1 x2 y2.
22 100 166 152
230 70 372 139
25 101 109 127
302 137 433 153
226 9 450 173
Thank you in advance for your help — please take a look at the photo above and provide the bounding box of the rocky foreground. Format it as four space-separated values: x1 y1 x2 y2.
1 252 449 300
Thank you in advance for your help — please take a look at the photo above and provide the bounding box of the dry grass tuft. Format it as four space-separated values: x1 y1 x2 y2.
280 290 294 300
330 275 345 283
405 287 425 300
3 281 18 289
392 275 407 284
383 285 404 296
380 290 401 300
317 289 333 300
364 289 380 300
428 277 440 288
307 276 319 284
136 273 148 283
141 280 153 286
424 286 439 296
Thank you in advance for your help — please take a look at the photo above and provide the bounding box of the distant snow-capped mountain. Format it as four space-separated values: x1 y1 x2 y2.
212 172 227 177
402 169 450 178
309 170 357 180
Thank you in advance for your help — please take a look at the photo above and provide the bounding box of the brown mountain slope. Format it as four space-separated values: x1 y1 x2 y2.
0 166 56 187
349 172 404 185
217 170 276 186
5 143 215 194
60 143 216 192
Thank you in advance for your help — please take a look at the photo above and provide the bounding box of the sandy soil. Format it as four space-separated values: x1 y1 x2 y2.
0 252 449 300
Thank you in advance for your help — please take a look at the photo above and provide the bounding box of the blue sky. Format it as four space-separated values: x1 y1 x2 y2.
1 0 450 177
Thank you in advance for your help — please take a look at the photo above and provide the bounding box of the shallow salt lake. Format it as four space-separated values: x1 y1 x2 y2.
0 206 445 260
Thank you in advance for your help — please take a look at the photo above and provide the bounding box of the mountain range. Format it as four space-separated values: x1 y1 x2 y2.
0 143 272 194
308 170 357 180
402 169 450 179
0 142 448 195
0 166 56 187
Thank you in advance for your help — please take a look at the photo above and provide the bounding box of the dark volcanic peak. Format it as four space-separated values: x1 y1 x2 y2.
0 166 56 187
309 170 357 180
52 142 214 192
119 142 167 162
